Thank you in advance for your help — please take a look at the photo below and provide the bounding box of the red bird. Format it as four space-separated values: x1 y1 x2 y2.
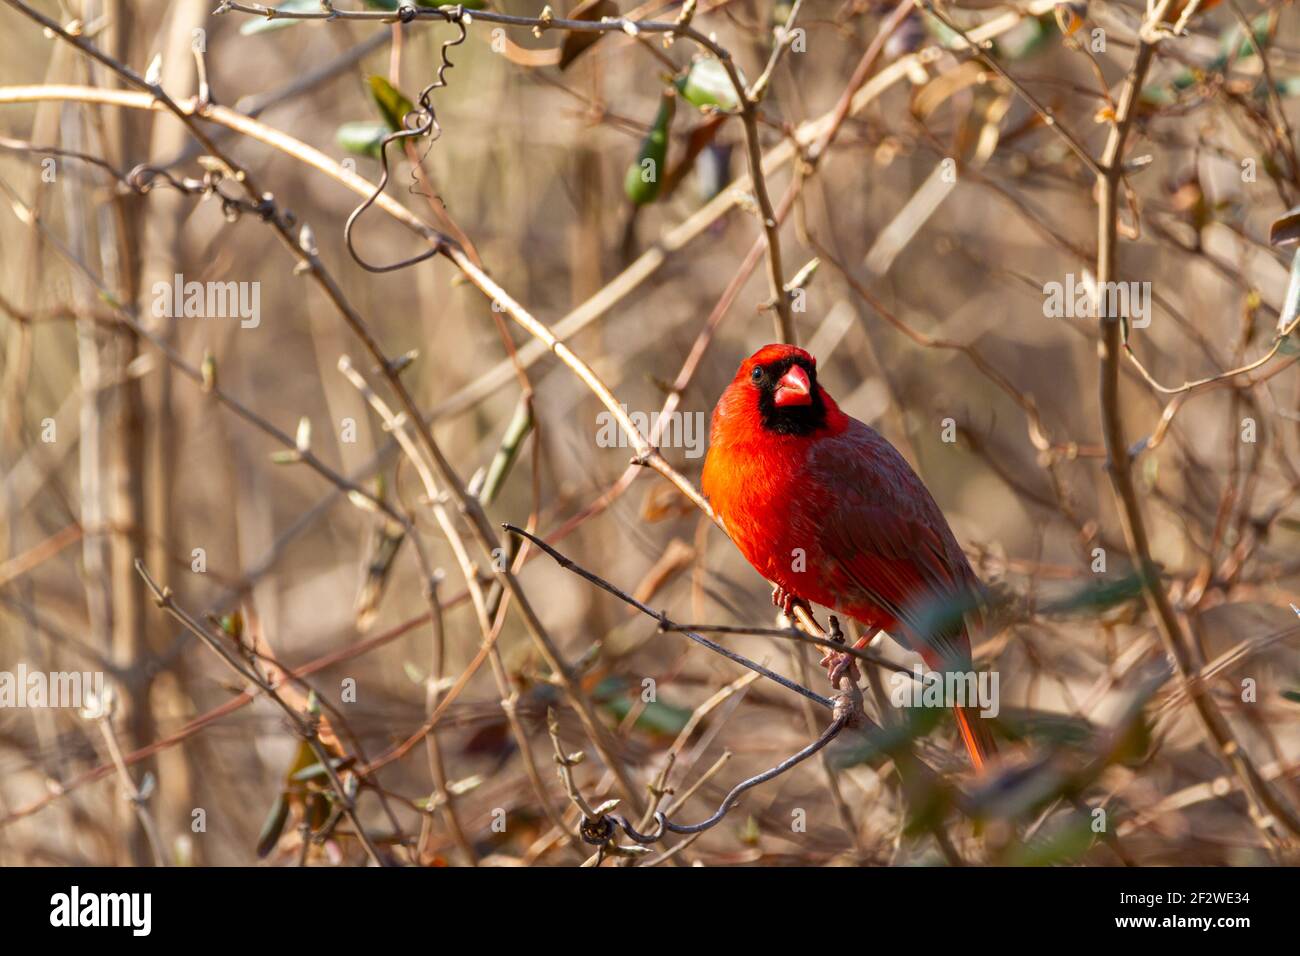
701 344 995 771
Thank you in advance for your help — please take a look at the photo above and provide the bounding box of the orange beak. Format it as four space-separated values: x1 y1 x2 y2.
773 365 812 407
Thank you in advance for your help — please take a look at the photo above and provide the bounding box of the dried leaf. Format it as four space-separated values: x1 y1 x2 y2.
1269 206 1300 246
559 0 616 70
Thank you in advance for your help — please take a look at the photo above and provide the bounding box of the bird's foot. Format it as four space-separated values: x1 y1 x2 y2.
819 616 862 688
771 584 811 621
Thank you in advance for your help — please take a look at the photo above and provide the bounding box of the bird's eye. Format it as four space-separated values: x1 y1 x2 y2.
750 367 765 384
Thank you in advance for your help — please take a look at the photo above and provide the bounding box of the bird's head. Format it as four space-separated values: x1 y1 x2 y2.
725 343 832 437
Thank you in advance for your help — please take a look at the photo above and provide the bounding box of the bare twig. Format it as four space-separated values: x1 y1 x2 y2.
133 561 387 866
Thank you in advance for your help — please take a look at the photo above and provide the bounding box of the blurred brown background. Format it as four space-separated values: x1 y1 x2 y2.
1 0 1298 866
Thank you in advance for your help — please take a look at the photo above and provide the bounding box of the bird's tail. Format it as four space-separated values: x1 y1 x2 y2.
953 704 997 773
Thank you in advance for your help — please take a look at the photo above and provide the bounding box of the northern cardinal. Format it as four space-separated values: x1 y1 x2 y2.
701 344 995 770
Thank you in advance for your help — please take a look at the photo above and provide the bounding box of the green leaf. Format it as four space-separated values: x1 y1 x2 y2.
993 15 1049 61
1219 13 1270 62
367 75 417 133
829 705 944 769
910 588 980 640
255 793 290 858
1140 83 1179 107
336 121 389 159
964 757 1073 821
624 91 676 205
676 58 742 113
594 677 694 736
901 778 954 839
629 699 695 736
920 11 962 49
238 0 320 36
478 397 534 508
1108 702 1154 769
290 757 351 782
994 708 1094 748
1038 573 1144 616
1003 813 1096 866
217 611 243 641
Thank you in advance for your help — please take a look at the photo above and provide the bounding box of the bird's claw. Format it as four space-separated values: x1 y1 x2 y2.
771 590 858 686
821 650 860 688
771 584 811 620
819 615 860 687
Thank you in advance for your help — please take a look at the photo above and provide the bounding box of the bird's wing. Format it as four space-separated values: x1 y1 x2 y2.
807 423 980 667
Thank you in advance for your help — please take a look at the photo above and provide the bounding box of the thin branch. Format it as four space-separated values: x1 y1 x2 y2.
133 561 387 866
504 523 837 710
919 0 1104 179
1094 30 1300 844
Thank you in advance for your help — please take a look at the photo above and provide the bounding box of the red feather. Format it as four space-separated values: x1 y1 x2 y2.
702 344 995 770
